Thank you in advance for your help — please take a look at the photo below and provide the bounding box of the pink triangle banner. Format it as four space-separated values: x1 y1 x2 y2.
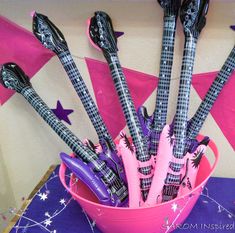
0 15 55 105
86 58 235 151
85 57 158 139
192 71 235 151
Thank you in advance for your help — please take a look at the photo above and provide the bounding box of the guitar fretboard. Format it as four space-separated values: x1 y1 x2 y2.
153 16 177 132
20 86 128 201
187 45 235 139
173 36 198 159
105 52 152 198
105 53 149 161
58 50 115 150
162 36 197 202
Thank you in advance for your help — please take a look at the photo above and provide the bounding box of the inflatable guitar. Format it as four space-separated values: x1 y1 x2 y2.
187 45 235 140
178 43 235 197
146 0 210 205
32 12 126 183
0 63 128 207
148 32 235 203
88 11 153 201
138 0 181 156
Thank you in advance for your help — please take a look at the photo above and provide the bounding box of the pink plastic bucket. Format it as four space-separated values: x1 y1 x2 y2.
59 136 219 233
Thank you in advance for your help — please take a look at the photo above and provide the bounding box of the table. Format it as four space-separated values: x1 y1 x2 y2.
4 165 235 233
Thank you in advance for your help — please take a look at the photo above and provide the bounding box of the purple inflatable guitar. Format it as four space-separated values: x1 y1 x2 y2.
88 11 152 200
0 63 128 207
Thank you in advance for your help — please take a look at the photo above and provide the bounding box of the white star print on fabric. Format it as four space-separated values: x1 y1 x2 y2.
59 199 66 205
44 218 52 227
38 192 48 201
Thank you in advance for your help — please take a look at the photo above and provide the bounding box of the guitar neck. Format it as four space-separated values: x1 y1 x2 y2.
173 36 198 158
187 45 235 139
153 15 177 132
21 86 97 161
105 52 152 199
20 86 127 194
105 52 149 161
58 50 115 149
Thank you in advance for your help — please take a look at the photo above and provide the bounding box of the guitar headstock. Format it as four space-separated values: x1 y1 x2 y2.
0 63 31 93
180 0 209 38
88 11 118 54
32 12 68 54
158 0 181 17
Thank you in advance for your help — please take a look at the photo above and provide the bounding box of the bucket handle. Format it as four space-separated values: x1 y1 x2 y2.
59 161 98 203
197 135 219 172
59 162 72 193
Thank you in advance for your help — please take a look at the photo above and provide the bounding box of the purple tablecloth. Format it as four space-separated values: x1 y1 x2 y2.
8 166 235 233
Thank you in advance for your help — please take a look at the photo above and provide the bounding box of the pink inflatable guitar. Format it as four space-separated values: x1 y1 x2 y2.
87 11 153 203
145 0 210 205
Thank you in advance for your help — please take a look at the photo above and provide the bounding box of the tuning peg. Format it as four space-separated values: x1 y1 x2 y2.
88 11 118 54
157 0 181 16
180 0 210 38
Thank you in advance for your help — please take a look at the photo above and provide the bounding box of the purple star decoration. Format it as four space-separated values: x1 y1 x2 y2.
231 25 235 31
114 31 124 38
114 31 124 51
51 101 74 125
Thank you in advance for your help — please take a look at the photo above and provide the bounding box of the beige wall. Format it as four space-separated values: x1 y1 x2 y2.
0 146 16 230
0 0 235 230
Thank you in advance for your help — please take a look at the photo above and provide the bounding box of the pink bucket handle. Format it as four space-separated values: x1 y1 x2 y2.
59 162 71 192
197 135 219 172
60 161 95 203
59 161 98 205
59 153 79 196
